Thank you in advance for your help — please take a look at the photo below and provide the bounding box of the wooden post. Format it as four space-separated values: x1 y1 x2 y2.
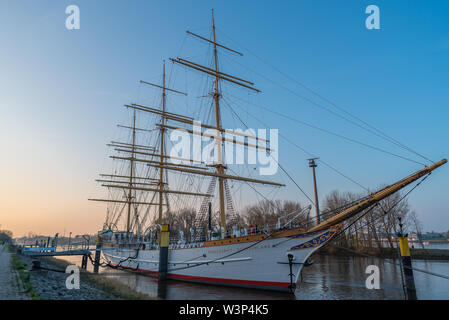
158 224 169 280
93 232 102 273
398 217 417 300
81 254 88 270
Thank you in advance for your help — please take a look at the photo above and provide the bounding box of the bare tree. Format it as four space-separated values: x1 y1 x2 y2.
0 229 13 243
243 199 304 229
407 210 425 249
322 188 411 251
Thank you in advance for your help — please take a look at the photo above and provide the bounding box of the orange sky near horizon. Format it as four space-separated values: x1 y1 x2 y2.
1 180 106 237
0 117 108 237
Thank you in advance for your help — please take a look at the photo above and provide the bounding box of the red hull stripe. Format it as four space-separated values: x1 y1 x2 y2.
116 265 290 288
168 273 290 288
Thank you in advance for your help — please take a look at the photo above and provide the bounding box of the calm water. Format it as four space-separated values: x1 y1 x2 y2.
57 252 449 300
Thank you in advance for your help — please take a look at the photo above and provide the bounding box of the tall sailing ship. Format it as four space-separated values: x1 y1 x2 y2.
89 11 446 293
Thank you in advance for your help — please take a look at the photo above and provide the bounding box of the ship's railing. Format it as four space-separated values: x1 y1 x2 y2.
100 219 307 248
167 220 306 245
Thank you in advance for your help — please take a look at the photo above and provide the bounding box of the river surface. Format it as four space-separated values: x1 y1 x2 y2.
57 250 449 300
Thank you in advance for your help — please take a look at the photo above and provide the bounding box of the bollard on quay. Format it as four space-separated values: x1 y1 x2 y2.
398 217 417 300
158 224 169 280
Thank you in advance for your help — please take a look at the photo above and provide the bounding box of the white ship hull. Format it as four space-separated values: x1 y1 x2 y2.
102 226 340 293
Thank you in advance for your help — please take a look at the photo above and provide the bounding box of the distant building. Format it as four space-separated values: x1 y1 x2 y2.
422 232 446 239
409 232 418 241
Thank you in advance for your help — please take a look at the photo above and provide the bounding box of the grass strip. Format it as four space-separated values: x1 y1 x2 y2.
9 246 39 299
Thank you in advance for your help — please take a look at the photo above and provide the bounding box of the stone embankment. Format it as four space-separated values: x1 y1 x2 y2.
3 245 154 300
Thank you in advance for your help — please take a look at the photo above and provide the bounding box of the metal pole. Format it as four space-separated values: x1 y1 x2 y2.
308 158 320 224
208 202 212 231
68 232 72 251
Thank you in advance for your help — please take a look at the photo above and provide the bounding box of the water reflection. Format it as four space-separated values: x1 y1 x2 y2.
57 254 449 300
296 255 405 300
157 280 167 299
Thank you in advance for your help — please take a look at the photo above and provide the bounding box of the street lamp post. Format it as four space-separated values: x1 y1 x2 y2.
308 158 320 225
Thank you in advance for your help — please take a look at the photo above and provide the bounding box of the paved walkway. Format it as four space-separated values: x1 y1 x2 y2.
0 244 29 300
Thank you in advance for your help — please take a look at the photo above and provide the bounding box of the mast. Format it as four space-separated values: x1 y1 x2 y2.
91 64 189 231
139 63 188 224
211 9 227 232
167 12 288 231
126 109 136 233
159 61 166 224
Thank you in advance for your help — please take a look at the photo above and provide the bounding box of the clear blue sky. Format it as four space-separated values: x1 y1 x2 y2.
1 0 448 235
